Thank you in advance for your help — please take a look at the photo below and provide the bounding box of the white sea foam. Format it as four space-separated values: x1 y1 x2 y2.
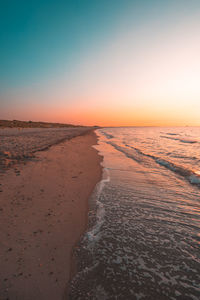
85 157 110 245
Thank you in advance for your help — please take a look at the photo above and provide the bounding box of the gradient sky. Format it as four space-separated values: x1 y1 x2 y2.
1 0 200 126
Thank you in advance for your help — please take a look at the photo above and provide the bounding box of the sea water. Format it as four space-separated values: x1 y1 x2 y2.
69 127 200 299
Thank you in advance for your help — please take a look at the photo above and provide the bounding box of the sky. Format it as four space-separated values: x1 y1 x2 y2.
1 0 200 126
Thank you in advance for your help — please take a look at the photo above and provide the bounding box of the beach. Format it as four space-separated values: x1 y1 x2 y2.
0 127 102 300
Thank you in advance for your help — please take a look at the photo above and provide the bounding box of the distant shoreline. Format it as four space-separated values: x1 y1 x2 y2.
0 119 85 128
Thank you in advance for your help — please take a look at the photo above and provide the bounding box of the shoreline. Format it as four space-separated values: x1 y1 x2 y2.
0 130 102 299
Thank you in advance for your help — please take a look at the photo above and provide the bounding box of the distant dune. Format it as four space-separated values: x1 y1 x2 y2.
0 119 82 128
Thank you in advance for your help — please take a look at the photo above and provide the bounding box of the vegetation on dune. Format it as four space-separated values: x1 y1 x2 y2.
0 120 82 128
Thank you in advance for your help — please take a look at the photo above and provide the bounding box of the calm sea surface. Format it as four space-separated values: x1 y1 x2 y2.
69 127 200 300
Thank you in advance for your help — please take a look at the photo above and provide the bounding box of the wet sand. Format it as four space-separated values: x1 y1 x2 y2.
0 129 102 300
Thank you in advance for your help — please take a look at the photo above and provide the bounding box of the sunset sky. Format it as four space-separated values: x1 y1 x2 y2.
1 0 200 126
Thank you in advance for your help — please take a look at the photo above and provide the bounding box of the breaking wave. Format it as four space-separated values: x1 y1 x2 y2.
108 141 200 187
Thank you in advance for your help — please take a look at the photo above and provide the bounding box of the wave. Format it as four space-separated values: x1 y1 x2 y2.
155 159 200 185
160 132 180 136
101 131 114 139
161 135 198 144
169 154 197 160
166 132 179 136
108 141 200 187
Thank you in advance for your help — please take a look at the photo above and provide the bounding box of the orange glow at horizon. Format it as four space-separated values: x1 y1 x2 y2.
2 94 200 127
44 103 200 127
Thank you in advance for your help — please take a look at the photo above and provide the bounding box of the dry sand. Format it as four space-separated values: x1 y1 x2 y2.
0 130 102 300
0 127 93 171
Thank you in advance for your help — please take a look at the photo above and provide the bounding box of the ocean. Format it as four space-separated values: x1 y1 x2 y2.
69 127 200 300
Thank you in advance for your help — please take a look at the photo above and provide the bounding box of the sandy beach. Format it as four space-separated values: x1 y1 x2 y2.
0 128 102 300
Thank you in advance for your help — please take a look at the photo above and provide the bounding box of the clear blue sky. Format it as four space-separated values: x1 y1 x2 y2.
1 0 133 90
